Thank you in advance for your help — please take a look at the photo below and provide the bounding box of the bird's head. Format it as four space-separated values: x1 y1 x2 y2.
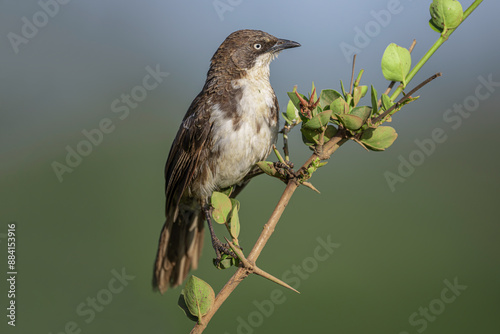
211 29 301 73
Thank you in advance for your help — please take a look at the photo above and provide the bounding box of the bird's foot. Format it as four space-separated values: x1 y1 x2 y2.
273 161 296 181
211 236 238 265
212 236 243 270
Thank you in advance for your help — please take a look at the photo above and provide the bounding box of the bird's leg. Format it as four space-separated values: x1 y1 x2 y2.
203 204 237 264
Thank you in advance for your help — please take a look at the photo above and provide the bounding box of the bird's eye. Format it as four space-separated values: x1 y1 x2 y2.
253 43 262 50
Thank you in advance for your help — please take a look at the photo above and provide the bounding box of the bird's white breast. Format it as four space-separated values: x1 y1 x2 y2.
208 65 278 192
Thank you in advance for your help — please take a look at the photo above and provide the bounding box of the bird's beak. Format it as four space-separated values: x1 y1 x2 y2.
268 39 301 53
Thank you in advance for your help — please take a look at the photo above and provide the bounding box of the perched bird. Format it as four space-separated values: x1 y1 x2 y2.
153 29 300 293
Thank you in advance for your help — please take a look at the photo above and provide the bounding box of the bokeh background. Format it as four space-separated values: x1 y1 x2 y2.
1 1 499 333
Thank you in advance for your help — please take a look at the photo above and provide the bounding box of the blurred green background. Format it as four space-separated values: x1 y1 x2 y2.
1 1 499 333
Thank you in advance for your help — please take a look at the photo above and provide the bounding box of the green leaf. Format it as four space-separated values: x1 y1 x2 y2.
302 110 332 130
306 157 328 175
352 85 368 107
311 105 322 117
340 80 347 98
337 114 364 131
320 89 342 109
429 18 443 33
182 276 215 318
301 125 337 148
178 292 199 322
211 191 232 224
360 126 398 151
381 43 412 87
429 0 463 33
349 106 372 123
230 198 240 211
381 94 394 111
256 161 278 177
229 210 240 239
310 82 317 102
323 125 338 142
284 99 300 124
370 85 378 115
287 91 305 113
330 96 349 115
282 113 292 125
301 127 319 146
229 199 240 239
214 254 235 270
360 85 368 97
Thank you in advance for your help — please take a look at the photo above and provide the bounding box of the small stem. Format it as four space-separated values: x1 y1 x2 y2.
373 73 442 124
273 144 286 164
349 54 356 94
282 125 291 162
225 239 250 267
408 39 417 55
463 0 483 21
352 137 370 152
354 69 364 88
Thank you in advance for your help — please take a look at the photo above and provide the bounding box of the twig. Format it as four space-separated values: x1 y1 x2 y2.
282 124 291 161
372 73 442 124
352 137 370 152
349 54 357 94
272 144 286 164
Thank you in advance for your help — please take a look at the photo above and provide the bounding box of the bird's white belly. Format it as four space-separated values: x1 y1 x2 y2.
208 78 278 190
214 119 276 189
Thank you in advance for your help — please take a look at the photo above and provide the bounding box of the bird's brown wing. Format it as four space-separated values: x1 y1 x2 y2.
154 93 212 293
164 93 212 214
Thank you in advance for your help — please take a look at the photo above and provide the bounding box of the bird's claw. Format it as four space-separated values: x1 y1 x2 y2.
212 238 238 266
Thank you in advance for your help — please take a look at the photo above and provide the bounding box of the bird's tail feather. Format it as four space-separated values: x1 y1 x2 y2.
153 206 204 293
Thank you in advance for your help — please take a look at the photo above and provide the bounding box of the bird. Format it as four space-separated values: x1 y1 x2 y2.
153 29 300 293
